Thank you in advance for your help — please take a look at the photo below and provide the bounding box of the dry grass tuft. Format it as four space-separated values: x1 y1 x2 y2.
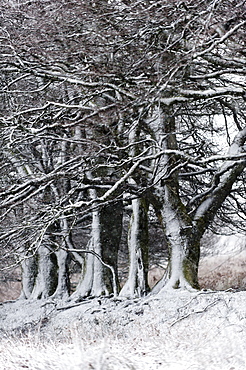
0 280 21 303
199 251 246 291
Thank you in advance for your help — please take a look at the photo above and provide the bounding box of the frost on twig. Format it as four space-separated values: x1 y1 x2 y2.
170 299 221 327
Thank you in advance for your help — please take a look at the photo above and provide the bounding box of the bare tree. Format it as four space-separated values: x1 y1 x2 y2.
0 0 245 299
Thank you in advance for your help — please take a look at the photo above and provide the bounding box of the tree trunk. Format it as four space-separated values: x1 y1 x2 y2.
152 183 200 293
30 242 58 299
151 106 200 292
51 249 70 300
71 201 123 301
19 253 38 299
120 197 149 298
50 216 73 300
152 118 246 294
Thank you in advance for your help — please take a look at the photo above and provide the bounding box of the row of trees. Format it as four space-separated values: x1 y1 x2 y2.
0 0 246 301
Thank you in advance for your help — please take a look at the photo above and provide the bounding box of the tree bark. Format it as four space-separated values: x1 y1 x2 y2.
51 249 70 300
50 216 73 300
152 183 200 292
30 243 58 299
19 252 38 299
71 200 123 301
120 197 149 298
151 106 200 292
152 113 246 293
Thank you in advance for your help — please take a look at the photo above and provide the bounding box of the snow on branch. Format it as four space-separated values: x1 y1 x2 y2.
193 127 246 225
0 155 84 206
161 87 246 105
193 20 246 59
190 68 246 80
31 69 137 100
65 248 118 297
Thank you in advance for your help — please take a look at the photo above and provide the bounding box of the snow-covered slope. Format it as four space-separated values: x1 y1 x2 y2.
0 290 246 369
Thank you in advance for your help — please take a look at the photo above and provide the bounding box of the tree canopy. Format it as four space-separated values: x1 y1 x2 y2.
0 0 245 300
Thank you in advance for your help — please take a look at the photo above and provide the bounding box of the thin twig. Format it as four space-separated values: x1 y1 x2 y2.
170 298 221 327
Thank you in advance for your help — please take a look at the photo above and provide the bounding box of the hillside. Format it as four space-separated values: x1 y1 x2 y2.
0 289 246 369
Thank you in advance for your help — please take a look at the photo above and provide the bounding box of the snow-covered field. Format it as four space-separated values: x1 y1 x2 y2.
0 290 246 369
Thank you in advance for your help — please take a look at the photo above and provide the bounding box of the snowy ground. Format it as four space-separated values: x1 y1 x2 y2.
0 289 246 369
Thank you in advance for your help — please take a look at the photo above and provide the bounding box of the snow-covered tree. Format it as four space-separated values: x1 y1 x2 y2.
0 0 245 299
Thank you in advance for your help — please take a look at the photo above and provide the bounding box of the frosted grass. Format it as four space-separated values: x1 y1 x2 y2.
1 290 246 369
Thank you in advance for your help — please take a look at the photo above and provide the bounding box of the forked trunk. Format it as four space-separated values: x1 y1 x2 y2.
152 123 246 294
152 183 200 293
151 106 200 293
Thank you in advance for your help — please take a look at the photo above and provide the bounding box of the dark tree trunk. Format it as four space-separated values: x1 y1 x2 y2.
19 252 38 299
30 243 58 299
